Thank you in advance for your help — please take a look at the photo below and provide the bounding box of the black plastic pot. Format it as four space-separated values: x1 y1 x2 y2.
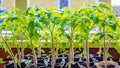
112 58 119 62
26 63 46 68
94 56 103 61
5 62 26 68
24 55 33 60
71 63 80 68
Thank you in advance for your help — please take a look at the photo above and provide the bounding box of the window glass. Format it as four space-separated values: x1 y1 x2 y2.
59 0 69 9
111 0 120 6
0 0 1 8
111 0 120 16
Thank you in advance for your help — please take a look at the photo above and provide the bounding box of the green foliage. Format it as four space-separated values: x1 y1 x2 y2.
0 2 119 67
0 58 4 64
14 54 21 67
114 26 120 54
115 43 120 54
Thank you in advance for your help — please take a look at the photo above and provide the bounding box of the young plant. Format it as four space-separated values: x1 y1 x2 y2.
40 7 63 68
59 8 82 68
78 5 99 67
94 2 118 68
115 20 120 54
23 6 41 68
0 8 22 68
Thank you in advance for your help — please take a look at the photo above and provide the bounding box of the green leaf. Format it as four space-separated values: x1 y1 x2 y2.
115 43 120 54
108 22 116 31
60 42 67 52
72 61 76 64
107 34 113 39
14 54 21 67
97 32 105 39
0 58 4 64
11 16 19 22
102 21 107 27
65 34 71 40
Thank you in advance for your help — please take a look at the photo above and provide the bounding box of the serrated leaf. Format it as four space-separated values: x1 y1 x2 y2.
65 34 71 40
98 33 105 39
102 21 107 27
109 22 116 31
11 16 19 22
107 34 113 39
